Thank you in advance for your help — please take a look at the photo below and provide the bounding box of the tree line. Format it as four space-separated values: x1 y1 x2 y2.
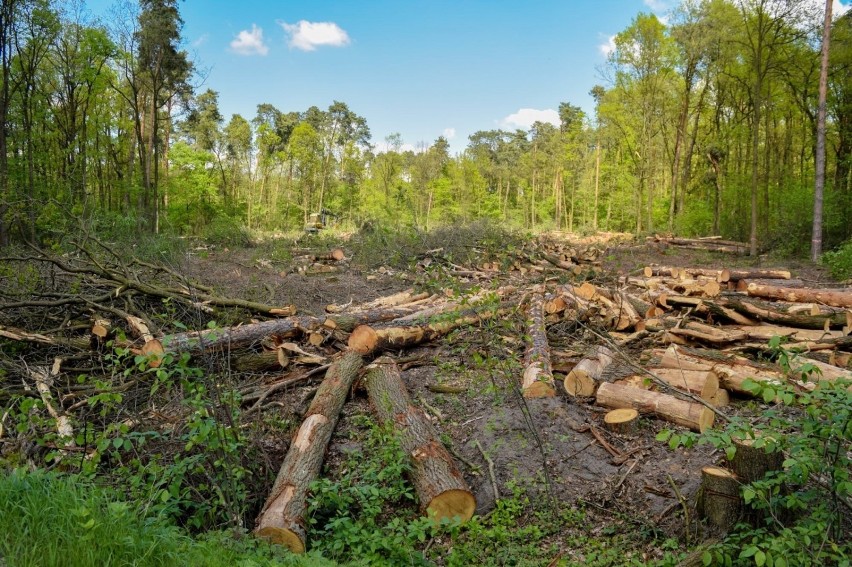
1 0 850 256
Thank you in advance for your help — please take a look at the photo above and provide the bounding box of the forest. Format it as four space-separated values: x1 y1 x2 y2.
0 0 850 256
1 1 851 566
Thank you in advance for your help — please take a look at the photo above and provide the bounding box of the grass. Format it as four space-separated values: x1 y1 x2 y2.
0 469 328 567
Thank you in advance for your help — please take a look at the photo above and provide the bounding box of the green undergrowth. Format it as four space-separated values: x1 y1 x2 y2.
0 468 326 567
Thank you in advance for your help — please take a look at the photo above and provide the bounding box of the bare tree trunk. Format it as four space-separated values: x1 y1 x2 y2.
812 0 832 261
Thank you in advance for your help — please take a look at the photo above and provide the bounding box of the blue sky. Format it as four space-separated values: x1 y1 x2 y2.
85 0 850 154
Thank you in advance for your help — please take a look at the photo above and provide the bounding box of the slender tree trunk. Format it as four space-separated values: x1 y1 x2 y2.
812 0 832 261
593 143 600 231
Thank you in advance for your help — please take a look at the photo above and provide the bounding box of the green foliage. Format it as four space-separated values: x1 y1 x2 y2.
202 216 255 247
0 469 326 567
307 416 434 565
821 240 852 281
658 338 852 566
675 200 714 237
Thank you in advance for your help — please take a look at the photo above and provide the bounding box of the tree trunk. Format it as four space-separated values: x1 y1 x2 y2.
698 466 741 531
348 304 506 355
255 351 363 552
364 357 475 523
738 281 852 309
812 0 832 261
595 382 715 432
521 291 556 398
564 345 615 397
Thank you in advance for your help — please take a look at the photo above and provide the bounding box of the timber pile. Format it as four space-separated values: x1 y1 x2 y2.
647 235 750 254
4 236 852 548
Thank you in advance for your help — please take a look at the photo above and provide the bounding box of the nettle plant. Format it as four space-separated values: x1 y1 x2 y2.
658 337 852 566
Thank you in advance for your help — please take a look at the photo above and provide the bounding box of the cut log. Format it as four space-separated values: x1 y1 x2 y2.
233 349 290 372
348 304 506 355
698 466 741 530
738 280 852 309
655 345 785 395
563 345 615 397
645 368 720 401
730 435 783 485
364 357 475 523
164 306 421 354
644 266 729 282
603 408 639 434
126 315 164 367
595 382 715 432
716 295 851 330
710 388 730 408
29 364 74 445
725 268 791 282
255 351 363 552
521 292 556 398
326 289 432 314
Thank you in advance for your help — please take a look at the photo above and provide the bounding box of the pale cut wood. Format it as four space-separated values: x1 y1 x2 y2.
738 280 852 308
603 408 639 434
656 345 785 395
699 466 741 530
564 345 615 397
726 268 791 281
364 357 475 523
521 291 556 398
595 382 715 432
645 367 720 400
255 352 363 552
710 388 730 408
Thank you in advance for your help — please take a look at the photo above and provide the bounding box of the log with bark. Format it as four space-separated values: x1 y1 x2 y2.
255 351 363 552
364 357 476 523
521 291 556 397
737 280 852 309
564 345 615 397
716 295 852 330
655 345 785 395
642 367 720 401
348 303 507 355
595 382 716 432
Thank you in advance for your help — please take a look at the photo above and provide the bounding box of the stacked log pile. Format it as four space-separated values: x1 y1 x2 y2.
4 236 852 549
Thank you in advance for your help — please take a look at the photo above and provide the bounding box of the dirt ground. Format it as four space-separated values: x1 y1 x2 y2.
175 235 833 548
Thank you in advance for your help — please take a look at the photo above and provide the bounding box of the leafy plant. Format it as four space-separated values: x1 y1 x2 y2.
821 239 852 281
658 337 852 566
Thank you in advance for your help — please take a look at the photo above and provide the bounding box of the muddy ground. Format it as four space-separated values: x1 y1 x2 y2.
176 235 837 557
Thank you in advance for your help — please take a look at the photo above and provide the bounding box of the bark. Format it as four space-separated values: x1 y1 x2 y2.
717 295 851 330
364 357 475 523
644 266 729 282
643 368 720 401
698 466 741 531
595 382 715 432
164 306 420 353
730 435 783 485
738 280 852 309
655 345 784 395
564 345 615 397
521 291 556 398
725 268 791 282
255 351 363 552
348 304 506 355
233 349 290 372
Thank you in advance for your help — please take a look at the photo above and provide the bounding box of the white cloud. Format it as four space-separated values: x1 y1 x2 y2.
230 25 268 56
834 0 850 17
192 34 208 48
442 127 456 140
599 34 616 57
644 0 673 11
280 20 350 51
500 108 560 130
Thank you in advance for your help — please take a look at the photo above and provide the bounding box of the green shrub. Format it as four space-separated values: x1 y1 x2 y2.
202 216 254 247
658 337 852 566
821 240 852 281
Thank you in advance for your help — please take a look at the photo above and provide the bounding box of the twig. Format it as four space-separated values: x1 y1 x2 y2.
417 395 444 421
475 439 500 500
614 459 638 490
444 440 481 475
667 474 690 545
243 364 331 415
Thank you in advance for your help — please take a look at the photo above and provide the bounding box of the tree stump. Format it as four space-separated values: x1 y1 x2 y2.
730 435 783 485
603 408 639 434
698 466 741 531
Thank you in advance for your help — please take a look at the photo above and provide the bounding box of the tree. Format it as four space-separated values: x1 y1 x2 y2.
812 0 832 261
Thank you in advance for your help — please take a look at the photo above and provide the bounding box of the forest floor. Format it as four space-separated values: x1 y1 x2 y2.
1 225 847 566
